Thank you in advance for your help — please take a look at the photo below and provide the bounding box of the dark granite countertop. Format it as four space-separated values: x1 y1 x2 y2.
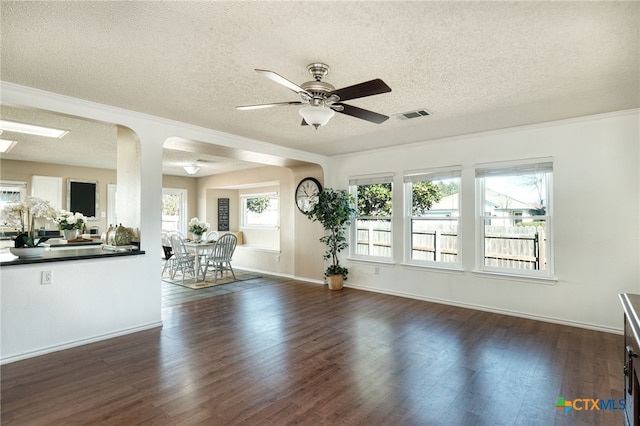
48 240 103 247
0 247 145 266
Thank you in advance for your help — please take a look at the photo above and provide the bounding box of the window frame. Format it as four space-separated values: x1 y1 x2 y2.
0 181 27 233
0 180 26 205
240 192 279 229
349 173 394 262
161 187 187 234
475 159 554 279
403 167 462 270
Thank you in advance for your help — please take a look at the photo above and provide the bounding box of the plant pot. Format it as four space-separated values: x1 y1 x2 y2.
63 229 79 240
327 274 344 291
10 246 46 259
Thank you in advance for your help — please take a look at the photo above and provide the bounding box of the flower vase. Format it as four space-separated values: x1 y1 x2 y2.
193 233 203 243
63 229 79 241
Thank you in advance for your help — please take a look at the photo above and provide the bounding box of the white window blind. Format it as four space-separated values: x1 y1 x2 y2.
349 172 394 186
476 159 553 178
404 166 462 183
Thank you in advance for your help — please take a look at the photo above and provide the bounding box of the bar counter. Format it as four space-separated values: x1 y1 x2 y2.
0 246 145 267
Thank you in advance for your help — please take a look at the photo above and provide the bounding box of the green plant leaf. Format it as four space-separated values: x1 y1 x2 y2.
304 188 357 279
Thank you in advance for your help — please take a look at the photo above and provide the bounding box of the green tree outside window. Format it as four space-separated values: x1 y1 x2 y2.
246 197 270 214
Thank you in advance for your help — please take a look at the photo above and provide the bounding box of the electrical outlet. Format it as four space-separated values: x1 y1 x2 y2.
276 255 281 262
374 266 380 275
41 270 52 285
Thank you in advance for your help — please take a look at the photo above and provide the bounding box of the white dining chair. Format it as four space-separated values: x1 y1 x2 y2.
161 232 175 277
169 234 204 283
202 233 237 283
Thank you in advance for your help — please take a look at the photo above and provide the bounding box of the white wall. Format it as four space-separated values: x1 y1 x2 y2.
116 126 142 231
0 256 160 363
328 110 640 332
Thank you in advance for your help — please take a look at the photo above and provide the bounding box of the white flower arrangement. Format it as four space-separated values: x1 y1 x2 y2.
0 196 55 247
188 217 209 235
53 210 86 230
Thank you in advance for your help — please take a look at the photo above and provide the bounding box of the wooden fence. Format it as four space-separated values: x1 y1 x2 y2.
356 219 391 257
356 220 547 269
484 226 546 270
411 229 458 263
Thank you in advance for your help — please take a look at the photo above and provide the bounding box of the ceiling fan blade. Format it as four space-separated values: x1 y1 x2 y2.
255 69 311 96
236 101 303 110
330 79 391 102
334 103 389 124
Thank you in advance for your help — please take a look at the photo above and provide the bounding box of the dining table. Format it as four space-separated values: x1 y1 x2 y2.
183 240 215 280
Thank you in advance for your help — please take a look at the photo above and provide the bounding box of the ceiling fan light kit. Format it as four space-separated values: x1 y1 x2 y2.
298 105 335 129
237 62 391 128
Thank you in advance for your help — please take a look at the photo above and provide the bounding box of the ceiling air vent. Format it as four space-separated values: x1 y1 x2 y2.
396 109 431 120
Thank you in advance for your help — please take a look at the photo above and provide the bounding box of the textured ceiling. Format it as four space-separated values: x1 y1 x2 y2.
1 1 638 175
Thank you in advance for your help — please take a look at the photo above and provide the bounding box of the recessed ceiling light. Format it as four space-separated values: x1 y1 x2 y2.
0 139 17 153
0 119 69 138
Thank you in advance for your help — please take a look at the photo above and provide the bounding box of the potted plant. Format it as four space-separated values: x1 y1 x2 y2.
304 188 357 290
53 210 86 240
188 217 210 242
1 196 55 258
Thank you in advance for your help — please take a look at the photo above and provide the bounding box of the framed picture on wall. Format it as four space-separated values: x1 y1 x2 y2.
218 198 230 231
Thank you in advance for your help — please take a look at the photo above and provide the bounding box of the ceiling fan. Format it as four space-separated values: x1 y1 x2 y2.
236 63 392 129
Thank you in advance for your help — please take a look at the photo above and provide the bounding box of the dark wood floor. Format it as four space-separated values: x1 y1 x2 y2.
161 271 287 307
1 277 623 425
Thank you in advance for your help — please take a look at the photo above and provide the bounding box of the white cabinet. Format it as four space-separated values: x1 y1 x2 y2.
31 175 63 210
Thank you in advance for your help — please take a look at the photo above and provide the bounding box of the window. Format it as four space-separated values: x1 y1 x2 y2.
349 174 393 261
241 193 278 228
404 167 461 268
0 181 26 231
0 181 26 205
476 159 553 278
162 188 187 233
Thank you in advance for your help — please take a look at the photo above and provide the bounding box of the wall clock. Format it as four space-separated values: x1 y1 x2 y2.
295 177 322 213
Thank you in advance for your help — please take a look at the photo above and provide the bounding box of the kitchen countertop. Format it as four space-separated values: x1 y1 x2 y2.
48 240 103 247
0 247 145 266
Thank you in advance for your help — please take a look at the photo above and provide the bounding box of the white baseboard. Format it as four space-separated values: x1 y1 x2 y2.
236 266 293 279
235 267 325 285
293 276 325 285
0 321 163 365
345 283 622 335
